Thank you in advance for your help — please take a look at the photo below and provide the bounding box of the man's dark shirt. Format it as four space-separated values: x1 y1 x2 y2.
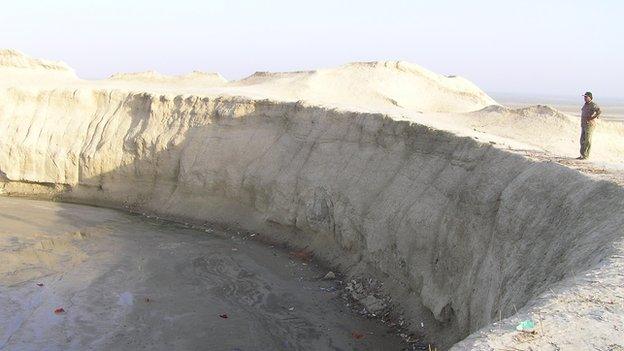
581 101 601 126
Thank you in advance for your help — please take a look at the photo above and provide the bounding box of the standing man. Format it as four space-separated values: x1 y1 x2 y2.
579 91 601 159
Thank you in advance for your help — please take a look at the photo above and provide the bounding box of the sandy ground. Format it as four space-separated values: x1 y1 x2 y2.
0 197 407 351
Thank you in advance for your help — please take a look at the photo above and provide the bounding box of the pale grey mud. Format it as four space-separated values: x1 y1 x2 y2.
0 197 407 351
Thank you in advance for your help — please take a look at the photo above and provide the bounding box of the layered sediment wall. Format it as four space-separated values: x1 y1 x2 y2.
1 88 623 349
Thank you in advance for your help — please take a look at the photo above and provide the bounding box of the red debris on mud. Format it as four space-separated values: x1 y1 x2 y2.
351 331 365 340
288 249 313 262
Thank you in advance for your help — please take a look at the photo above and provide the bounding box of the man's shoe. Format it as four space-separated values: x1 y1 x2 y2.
576 156 587 160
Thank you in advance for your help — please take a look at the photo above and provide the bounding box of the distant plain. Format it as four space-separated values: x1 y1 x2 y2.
492 92 624 121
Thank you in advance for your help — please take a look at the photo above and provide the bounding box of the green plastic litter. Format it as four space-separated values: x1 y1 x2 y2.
516 319 535 331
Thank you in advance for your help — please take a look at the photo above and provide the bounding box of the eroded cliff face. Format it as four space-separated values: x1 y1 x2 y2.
1 88 623 348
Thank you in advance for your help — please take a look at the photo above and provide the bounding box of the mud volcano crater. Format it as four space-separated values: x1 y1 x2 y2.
1 85 623 349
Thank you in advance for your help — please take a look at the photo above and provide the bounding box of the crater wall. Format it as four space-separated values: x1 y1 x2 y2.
1 88 622 348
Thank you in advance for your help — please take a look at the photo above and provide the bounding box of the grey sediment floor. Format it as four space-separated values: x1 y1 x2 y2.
0 197 408 351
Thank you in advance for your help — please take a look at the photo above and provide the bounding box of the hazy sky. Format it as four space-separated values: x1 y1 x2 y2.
1 0 622 97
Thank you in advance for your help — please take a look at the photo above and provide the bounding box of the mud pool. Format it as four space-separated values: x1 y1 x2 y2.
0 197 406 351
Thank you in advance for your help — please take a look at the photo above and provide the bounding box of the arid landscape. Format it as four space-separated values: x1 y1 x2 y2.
0 49 623 350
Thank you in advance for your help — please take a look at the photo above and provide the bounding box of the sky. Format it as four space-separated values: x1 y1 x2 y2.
1 0 622 98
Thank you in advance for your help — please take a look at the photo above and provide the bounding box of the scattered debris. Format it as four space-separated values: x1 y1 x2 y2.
36 283 44 287
516 319 536 333
144 297 151 303
219 314 229 319
403 335 420 343
289 249 313 262
288 307 295 311
54 307 65 314
346 280 367 300
322 271 336 280
359 295 387 315
320 286 338 293
344 279 389 316
339 277 433 349
351 331 365 340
